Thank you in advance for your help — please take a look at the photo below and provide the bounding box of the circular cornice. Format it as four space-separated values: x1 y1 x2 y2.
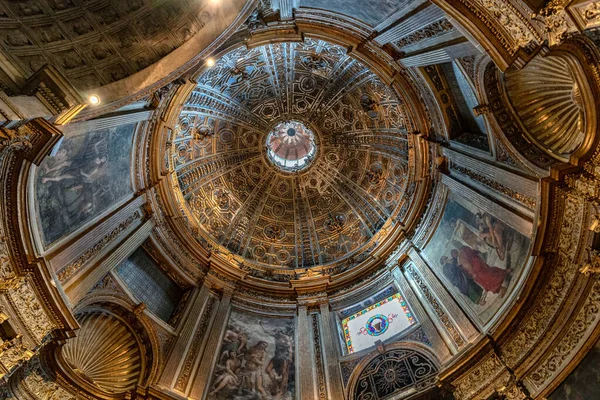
141 17 438 295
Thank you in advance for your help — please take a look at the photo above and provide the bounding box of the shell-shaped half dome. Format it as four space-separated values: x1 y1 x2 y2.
168 39 412 270
505 55 586 160
61 312 141 394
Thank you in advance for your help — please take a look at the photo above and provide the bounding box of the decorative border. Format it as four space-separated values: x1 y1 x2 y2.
341 293 415 354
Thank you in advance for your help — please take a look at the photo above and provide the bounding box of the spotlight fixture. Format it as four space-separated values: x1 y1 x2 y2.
88 95 101 105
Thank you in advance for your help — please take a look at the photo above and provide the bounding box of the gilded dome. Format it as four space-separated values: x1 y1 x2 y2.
169 39 411 270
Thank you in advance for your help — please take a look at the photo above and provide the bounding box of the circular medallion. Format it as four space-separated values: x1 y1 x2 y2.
366 314 389 336
266 121 316 172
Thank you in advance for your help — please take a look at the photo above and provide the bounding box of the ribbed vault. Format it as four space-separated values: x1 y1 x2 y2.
169 39 411 270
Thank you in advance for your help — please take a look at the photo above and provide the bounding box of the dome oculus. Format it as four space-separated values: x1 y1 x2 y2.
266 121 316 172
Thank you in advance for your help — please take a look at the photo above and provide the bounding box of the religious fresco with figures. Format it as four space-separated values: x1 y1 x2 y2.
207 309 295 400
34 123 135 245
421 191 530 325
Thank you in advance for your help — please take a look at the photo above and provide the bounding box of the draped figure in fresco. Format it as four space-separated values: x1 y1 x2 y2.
440 256 484 305
475 213 514 261
241 341 269 399
452 247 512 297
220 325 248 356
37 135 109 237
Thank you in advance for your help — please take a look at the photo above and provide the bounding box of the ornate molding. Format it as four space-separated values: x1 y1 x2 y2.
312 314 326 400
57 211 142 283
527 278 600 392
404 263 465 347
448 160 536 209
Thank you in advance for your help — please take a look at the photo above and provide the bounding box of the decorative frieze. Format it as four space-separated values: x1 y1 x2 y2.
395 18 455 49
448 160 536 209
404 263 465 347
6 278 54 344
452 351 508 400
174 296 216 392
57 211 141 283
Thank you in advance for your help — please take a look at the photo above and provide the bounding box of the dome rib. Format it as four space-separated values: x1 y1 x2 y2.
170 39 411 270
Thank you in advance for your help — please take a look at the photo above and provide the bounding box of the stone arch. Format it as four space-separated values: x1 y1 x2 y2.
346 343 440 400
482 36 600 172
67 299 162 389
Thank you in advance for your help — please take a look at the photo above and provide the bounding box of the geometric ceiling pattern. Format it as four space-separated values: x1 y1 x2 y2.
0 0 209 90
170 39 411 269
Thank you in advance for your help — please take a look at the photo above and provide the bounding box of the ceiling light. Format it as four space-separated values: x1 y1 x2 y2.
88 95 101 105
206 58 216 67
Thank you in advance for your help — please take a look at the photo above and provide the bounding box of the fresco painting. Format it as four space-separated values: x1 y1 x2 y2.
208 309 295 400
549 337 600 399
35 123 135 245
422 192 530 324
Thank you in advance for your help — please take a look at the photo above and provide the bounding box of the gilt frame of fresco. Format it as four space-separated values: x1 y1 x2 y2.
207 306 297 400
27 120 139 253
419 182 533 329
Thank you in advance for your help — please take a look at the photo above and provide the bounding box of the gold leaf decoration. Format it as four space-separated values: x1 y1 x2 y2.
505 55 585 159
61 312 141 394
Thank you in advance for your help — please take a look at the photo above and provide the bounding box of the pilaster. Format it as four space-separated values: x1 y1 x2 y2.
297 304 316 400
391 265 453 362
158 282 214 390
401 252 477 353
189 286 234 399
318 301 345 399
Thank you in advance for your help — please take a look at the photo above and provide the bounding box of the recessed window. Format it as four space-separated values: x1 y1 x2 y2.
266 121 316 172
342 293 416 354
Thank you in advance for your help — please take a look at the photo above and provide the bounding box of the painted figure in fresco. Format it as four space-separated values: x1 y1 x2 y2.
452 247 512 297
37 136 109 231
38 147 72 180
40 137 107 185
221 326 248 355
264 328 293 396
449 218 487 254
209 350 242 396
440 255 485 305
475 213 514 261
241 341 269 399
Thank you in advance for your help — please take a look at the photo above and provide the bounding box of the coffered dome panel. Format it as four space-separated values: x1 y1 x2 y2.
168 39 412 270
